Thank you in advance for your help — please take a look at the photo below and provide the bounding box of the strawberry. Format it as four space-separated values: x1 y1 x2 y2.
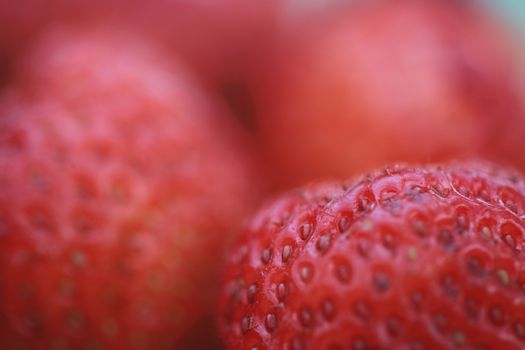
254 0 525 190
0 28 260 349
218 160 525 349
0 0 278 87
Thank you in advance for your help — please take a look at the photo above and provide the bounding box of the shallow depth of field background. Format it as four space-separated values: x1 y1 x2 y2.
1 1 525 350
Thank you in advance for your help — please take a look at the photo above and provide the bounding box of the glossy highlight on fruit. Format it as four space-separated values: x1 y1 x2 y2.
218 160 525 350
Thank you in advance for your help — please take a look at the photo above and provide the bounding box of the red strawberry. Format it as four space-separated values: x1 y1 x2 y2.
255 0 525 190
0 28 261 349
218 160 525 349
0 0 278 87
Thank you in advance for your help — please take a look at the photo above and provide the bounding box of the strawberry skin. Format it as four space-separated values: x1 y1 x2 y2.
255 0 525 190
0 29 260 349
0 0 278 87
218 161 525 349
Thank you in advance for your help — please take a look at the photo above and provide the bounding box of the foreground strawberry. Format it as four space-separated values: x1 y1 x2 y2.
255 0 525 190
0 29 260 349
218 161 525 349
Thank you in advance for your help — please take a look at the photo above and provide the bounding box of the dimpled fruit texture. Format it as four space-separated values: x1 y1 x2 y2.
0 29 260 349
218 161 525 350
256 0 525 190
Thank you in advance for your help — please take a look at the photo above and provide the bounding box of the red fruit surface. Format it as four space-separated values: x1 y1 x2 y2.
0 0 278 85
0 29 260 349
218 160 525 350
255 0 525 190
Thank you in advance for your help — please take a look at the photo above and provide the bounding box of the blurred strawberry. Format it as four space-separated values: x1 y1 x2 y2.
175 315 225 350
0 0 278 87
0 28 261 349
254 0 525 190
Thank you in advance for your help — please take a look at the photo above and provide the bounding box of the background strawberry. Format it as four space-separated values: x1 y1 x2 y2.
253 0 525 190
0 0 279 89
0 28 260 349
218 160 525 349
